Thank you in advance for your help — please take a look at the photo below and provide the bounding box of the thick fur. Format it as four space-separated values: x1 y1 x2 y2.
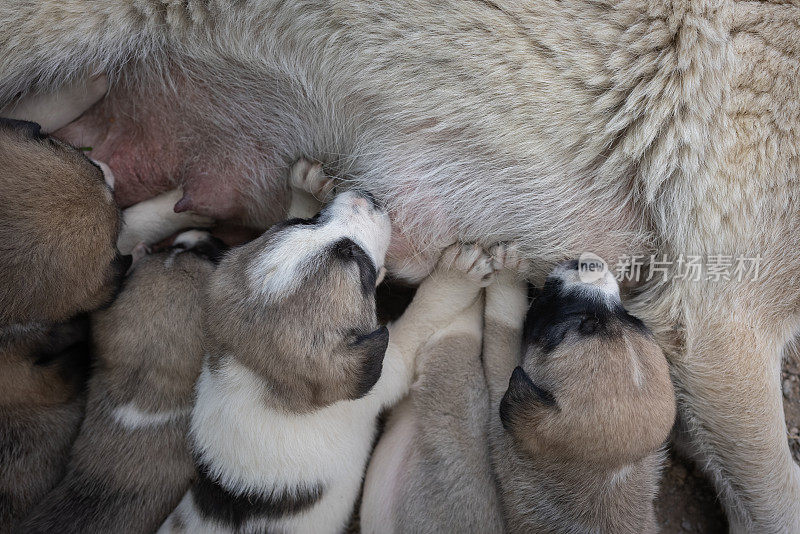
486 262 675 533
0 320 90 532
17 234 220 534
0 118 123 325
2 1 800 529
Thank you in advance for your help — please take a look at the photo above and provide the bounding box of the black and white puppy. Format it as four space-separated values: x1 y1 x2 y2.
160 161 492 534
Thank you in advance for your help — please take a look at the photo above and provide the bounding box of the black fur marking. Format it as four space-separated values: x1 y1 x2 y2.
499 366 557 431
172 234 230 265
30 315 90 366
190 461 323 529
351 325 389 398
272 215 320 231
28 317 92 389
331 238 377 295
523 277 648 353
0 117 43 138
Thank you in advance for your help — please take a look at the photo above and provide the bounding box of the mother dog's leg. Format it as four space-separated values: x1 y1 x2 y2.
632 2 800 528
660 281 800 533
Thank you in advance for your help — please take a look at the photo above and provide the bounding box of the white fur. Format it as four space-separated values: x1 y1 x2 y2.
0 73 106 133
173 229 212 248
248 191 391 302
553 263 621 304
92 159 115 190
117 188 214 255
111 402 189 431
167 356 389 533
359 399 415 534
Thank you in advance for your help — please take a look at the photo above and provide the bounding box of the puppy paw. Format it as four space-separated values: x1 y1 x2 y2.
438 243 494 286
290 158 335 202
489 243 530 274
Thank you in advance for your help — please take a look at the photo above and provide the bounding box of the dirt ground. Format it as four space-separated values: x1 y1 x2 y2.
374 281 800 532
656 352 800 533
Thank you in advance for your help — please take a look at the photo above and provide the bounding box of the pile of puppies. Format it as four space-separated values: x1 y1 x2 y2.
0 119 676 534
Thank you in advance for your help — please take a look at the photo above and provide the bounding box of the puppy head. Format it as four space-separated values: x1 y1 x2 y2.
206 190 392 413
91 230 224 375
500 261 676 469
0 119 125 325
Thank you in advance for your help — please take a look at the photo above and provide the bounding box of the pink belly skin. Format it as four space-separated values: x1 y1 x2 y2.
53 92 452 280
53 89 280 226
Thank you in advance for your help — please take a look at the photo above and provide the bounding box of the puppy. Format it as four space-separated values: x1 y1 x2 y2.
159 162 492 534
485 262 676 533
0 117 126 326
0 117 126 530
0 117 214 531
0 319 90 531
361 245 512 533
16 230 224 534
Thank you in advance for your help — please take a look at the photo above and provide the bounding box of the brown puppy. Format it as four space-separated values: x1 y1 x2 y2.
17 231 224 534
0 117 126 531
485 262 676 533
0 118 125 326
0 319 90 531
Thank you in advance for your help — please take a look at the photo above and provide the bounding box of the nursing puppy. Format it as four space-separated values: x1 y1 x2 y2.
160 163 494 533
4 4 800 527
0 117 126 326
18 231 225 534
361 246 523 534
485 262 676 533
0 117 126 530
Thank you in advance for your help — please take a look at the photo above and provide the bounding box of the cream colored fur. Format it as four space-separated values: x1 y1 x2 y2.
1 1 800 530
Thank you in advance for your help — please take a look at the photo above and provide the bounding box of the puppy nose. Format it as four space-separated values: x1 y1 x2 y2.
348 190 384 211
550 258 620 303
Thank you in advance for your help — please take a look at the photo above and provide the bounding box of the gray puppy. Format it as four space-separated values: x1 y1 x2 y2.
17 231 225 534
363 252 675 533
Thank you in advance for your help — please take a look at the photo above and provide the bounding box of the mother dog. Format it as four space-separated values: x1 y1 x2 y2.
1 1 798 531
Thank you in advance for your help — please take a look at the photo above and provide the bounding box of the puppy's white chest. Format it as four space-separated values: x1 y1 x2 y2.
191 358 378 493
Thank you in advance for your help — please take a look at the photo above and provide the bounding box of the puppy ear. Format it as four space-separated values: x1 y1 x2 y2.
0 117 43 138
349 326 389 399
499 366 557 431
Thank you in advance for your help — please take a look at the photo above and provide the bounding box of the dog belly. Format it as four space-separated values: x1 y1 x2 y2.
54 89 265 224
52 70 648 280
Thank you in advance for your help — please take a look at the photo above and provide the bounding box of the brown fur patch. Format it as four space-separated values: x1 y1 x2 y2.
0 121 121 325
